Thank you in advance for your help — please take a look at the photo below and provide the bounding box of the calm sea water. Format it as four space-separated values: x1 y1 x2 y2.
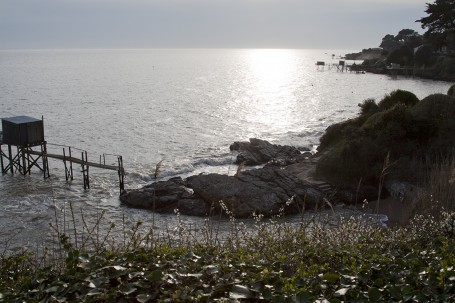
0 49 451 251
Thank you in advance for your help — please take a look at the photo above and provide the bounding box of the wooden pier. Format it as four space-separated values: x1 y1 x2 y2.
0 116 125 194
315 60 365 73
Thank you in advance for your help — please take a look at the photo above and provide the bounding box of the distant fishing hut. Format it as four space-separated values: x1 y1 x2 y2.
0 116 125 193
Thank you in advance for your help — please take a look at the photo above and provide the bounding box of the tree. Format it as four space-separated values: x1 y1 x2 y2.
396 29 423 49
386 45 414 66
417 0 455 50
380 30 423 53
380 34 401 52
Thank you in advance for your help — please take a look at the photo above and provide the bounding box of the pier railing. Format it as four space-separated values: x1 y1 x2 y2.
0 141 125 194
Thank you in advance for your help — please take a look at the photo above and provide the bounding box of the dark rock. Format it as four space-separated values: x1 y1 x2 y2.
186 167 324 218
121 167 326 218
120 177 209 216
230 138 301 165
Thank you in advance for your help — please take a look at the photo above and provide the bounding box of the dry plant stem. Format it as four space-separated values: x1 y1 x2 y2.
152 159 164 227
69 201 78 249
355 177 363 206
80 209 107 252
376 152 391 213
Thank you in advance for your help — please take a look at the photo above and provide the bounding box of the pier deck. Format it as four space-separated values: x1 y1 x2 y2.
27 150 119 171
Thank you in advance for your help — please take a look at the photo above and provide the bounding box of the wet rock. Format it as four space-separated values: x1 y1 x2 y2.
229 138 301 165
121 168 326 218
120 177 209 216
186 167 324 218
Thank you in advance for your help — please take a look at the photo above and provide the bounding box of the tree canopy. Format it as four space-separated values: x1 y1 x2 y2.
417 0 455 50
380 29 422 53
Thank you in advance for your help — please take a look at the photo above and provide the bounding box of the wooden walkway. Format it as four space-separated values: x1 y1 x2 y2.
27 150 119 171
1 141 125 194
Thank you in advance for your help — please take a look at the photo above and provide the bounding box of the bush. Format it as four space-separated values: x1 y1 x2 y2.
358 98 378 115
411 93 455 121
318 116 367 152
317 91 455 190
377 90 419 111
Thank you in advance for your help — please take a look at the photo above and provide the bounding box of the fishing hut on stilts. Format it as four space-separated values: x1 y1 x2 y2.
0 116 125 194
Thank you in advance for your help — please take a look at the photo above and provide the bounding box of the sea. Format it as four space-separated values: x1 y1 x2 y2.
0 48 451 252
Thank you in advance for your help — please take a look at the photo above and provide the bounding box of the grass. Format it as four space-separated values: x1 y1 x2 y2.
413 155 455 217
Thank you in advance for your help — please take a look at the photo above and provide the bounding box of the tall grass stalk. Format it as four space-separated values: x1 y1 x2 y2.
414 154 455 216
376 152 391 213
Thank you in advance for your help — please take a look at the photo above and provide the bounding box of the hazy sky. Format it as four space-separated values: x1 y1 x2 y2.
0 0 431 50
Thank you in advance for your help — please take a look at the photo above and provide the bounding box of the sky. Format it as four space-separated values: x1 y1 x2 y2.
0 0 432 50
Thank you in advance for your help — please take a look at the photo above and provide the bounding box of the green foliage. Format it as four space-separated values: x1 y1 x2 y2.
386 45 414 66
411 93 455 121
358 98 379 115
316 90 455 189
380 30 423 53
2 212 455 302
318 116 368 153
417 0 455 51
377 89 419 111
414 44 437 67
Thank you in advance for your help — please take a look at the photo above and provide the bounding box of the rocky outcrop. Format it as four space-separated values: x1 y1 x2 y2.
186 168 324 217
119 177 209 216
229 138 302 165
120 167 325 218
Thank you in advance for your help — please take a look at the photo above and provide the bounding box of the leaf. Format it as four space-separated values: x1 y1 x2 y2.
293 290 311 303
187 273 203 279
87 288 103 296
136 293 151 303
204 264 219 274
86 277 109 288
262 287 273 301
322 273 340 283
147 269 163 282
45 286 60 293
388 285 401 300
334 287 349 297
230 284 254 299
120 283 137 295
368 287 382 302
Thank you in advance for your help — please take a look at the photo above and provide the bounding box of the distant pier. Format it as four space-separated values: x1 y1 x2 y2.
386 63 425 78
315 60 365 73
0 116 125 194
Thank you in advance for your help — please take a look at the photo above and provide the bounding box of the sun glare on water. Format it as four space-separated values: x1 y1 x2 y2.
242 49 302 133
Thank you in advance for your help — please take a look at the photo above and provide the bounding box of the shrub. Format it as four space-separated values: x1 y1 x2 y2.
358 98 378 115
377 89 419 111
318 116 367 153
411 93 455 121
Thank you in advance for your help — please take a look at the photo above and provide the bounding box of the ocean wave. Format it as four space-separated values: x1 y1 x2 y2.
129 153 237 183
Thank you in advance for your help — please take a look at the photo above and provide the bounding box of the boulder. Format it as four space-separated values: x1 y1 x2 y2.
120 177 209 216
186 167 324 218
121 168 326 218
230 138 301 165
